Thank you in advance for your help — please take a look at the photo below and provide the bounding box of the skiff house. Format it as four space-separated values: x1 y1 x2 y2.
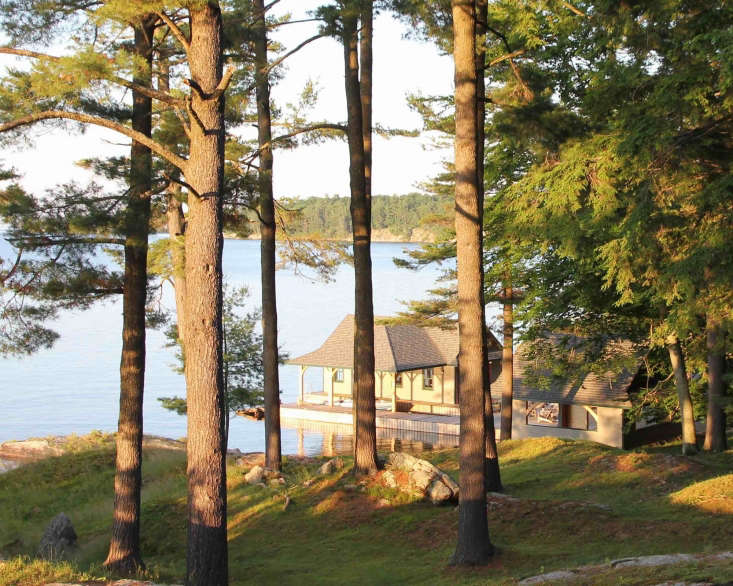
493 335 639 449
289 315 502 416
289 318 648 449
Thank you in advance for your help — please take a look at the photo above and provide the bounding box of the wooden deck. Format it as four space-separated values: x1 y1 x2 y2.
280 403 501 438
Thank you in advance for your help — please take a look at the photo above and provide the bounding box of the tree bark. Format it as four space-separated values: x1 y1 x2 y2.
451 0 493 566
360 0 373 201
104 17 154 575
500 286 513 440
184 5 228 585
703 316 727 452
158 54 187 344
665 334 697 455
254 0 282 472
343 7 378 475
475 0 501 493
166 189 187 342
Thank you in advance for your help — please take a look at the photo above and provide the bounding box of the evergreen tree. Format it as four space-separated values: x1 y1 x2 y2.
0 3 234 581
450 0 493 565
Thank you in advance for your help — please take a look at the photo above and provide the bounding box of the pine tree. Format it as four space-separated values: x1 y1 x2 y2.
450 0 493 565
0 4 234 582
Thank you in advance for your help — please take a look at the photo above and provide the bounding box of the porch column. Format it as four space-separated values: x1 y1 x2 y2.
327 367 334 407
299 365 306 405
392 372 397 412
440 366 445 405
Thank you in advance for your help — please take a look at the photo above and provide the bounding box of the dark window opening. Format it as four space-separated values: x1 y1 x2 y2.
423 368 433 389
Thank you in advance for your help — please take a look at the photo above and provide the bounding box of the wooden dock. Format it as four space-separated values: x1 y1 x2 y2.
281 403 501 438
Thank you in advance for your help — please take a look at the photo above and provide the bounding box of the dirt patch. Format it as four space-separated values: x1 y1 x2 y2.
586 452 703 480
410 508 457 549
313 488 381 526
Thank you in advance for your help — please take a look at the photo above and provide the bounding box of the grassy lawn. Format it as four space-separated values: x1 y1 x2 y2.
0 434 730 585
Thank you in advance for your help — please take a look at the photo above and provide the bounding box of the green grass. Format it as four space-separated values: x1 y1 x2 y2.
0 434 731 585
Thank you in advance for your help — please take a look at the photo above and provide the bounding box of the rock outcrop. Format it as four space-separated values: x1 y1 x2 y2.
0 439 64 461
317 457 344 475
383 452 458 505
244 465 265 484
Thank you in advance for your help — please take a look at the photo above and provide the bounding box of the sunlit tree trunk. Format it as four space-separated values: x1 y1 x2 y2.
158 56 187 344
475 0 501 492
104 16 155 575
184 5 228 585
343 5 378 475
254 0 282 472
451 0 493 565
665 334 697 455
703 316 727 452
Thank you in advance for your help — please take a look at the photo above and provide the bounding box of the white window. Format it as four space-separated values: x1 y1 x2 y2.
526 402 598 431
334 369 344 383
423 368 434 389
526 401 559 426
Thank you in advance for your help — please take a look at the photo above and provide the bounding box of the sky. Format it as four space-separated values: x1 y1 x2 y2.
0 2 455 200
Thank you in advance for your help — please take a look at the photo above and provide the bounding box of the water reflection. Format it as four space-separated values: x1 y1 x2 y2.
285 421 459 458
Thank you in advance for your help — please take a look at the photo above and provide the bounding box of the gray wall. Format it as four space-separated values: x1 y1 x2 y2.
511 400 624 448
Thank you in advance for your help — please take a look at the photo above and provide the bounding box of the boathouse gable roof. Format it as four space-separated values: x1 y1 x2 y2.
289 315 497 372
494 334 638 409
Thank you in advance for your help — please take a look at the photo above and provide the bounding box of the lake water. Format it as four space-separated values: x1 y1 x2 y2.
1 239 459 456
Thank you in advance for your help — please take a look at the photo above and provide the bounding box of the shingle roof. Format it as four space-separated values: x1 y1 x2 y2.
289 315 502 372
492 334 637 408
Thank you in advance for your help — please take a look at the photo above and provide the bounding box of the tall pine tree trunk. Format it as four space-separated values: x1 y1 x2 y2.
360 0 372 200
166 189 187 342
665 334 697 455
703 316 727 452
475 0 501 492
184 5 228 585
500 285 513 440
104 17 154 575
451 0 493 565
343 7 378 475
254 0 282 472
158 56 187 344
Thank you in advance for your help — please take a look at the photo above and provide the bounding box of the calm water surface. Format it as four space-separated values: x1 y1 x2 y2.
0 239 456 456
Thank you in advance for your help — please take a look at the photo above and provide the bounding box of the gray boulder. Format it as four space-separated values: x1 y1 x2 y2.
37 512 77 560
244 465 265 484
385 452 458 505
317 457 344 475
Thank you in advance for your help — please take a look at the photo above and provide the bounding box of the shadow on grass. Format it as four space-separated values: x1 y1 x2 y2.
1 436 730 585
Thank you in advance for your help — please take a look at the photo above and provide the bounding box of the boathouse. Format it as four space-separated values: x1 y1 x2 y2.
288 314 502 416
286 319 653 449
494 334 640 449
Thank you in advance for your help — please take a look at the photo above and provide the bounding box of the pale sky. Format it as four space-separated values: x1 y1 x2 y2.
1 2 455 199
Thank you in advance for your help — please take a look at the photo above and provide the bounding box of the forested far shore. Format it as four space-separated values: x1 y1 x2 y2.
248 193 452 242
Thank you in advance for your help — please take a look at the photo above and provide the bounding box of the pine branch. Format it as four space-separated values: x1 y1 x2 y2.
210 64 236 101
562 2 587 17
255 33 325 87
0 47 184 107
156 11 190 54
0 110 189 172
488 48 525 67
0 248 23 285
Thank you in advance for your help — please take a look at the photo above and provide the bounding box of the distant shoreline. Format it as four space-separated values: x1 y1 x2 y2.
222 232 435 244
